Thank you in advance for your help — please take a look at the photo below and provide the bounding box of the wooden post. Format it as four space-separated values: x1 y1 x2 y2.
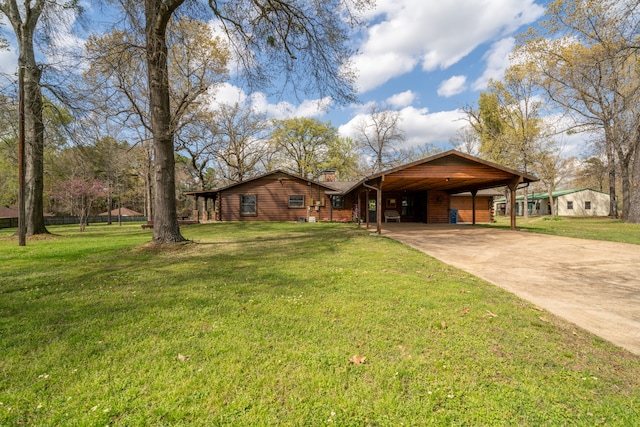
376 178 383 234
365 189 369 229
471 189 477 225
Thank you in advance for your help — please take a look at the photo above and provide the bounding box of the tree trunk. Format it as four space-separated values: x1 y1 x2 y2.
628 136 640 223
4 0 50 235
146 0 185 243
547 184 556 217
606 141 618 218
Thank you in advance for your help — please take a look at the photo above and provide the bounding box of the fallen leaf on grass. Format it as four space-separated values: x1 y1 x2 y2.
349 355 367 365
441 321 447 329
486 310 498 318
178 353 190 362
539 316 550 323
533 306 544 312
461 308 470 315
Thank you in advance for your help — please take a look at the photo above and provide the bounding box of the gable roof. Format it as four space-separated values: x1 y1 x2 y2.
184 169 340 197
342 150 538 195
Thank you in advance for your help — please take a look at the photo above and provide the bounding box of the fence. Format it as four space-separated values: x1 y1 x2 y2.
0 216 148 229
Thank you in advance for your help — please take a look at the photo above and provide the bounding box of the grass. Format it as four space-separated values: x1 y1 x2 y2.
1 222 639 425
488 215 640 244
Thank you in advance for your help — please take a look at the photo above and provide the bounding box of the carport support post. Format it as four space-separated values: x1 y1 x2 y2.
376 177 383 234
508 177 523 231
471 189 477 225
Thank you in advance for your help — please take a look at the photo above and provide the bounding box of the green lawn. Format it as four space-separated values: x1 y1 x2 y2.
489 215 640 244
1 222 639 425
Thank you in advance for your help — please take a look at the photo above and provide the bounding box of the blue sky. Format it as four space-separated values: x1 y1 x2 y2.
213 0 550 151
1 0 554 152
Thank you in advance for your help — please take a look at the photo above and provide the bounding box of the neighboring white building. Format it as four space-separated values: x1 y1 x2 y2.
494 188 611 217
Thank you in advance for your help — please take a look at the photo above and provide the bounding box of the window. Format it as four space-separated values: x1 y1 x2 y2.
240 194 257 215
332 196 344 209
585 201 591 210
567 201 573 210
288 195 305 208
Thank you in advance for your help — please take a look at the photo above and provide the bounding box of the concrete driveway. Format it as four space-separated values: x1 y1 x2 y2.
381 223 640 355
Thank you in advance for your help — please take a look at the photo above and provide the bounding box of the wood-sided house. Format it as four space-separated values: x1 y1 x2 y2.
186 150 538 231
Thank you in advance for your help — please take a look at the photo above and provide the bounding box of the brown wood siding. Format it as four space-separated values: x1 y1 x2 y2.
450 196 494 223
219 173 333 221
427 191 449 223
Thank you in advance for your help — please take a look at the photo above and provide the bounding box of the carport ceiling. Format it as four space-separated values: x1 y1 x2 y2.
364 151 538 193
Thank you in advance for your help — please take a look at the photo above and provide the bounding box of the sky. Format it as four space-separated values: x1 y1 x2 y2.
1 0 562 153
212 0 551 151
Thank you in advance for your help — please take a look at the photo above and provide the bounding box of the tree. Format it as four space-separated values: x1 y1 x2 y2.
0 0 80 235
573 157 608 192
450 126 480 156
352 105 405 172
533 139 573 217
112 0 369 243
320 136 362 180
85 10 229 242
464 65 546 217
269 117 337 178
517 0 640 220
0 94 18 205
210 102 271 184
51 177 108 231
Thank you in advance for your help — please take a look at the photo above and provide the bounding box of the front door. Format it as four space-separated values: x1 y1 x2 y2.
368 198 377 223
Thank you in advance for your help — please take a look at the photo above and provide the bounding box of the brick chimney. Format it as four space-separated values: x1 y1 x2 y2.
321 169 336 182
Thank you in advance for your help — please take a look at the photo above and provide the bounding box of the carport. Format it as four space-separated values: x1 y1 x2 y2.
346 151 538 233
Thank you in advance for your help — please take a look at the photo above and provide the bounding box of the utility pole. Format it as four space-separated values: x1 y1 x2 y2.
17 65 26 246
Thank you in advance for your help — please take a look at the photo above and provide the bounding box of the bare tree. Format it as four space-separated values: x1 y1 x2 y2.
211 102 271 184
449 126 480 156
352 104 405 173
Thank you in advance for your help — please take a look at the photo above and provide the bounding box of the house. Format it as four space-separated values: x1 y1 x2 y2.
186 150 538 231
494 188 611 217
185 170 355 223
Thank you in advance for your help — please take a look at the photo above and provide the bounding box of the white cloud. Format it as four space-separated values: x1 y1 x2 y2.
339 106 467 150
472 37 516 91
0 48 18 76
209 83 249 106
387 90 416 107
207 83 332 119
437 75 467 97
352 0 544 92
